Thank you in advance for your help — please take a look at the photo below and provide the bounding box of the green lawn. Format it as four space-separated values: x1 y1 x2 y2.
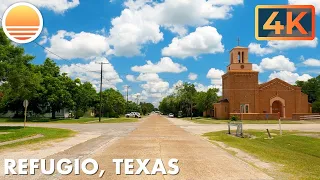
204 130 320 179
0 126 75 149
0 117 139 124
182 117 315 124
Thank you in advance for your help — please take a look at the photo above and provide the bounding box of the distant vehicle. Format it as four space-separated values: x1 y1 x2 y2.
168 113 174 118
125 112 141 118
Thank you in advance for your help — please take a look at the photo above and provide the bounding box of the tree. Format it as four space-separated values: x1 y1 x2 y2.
102 89 126 118
0 28 42 116
140 102 154 115
177 83 197 119
312 101 320 113
40 59 73 119
297 75 320 113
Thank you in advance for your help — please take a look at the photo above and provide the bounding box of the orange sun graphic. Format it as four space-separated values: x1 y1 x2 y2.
2 2 43 44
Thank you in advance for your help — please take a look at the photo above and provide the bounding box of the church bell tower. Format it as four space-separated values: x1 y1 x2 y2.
227 46 252 72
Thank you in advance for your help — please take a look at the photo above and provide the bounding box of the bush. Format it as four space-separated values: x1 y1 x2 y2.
230 115 239 121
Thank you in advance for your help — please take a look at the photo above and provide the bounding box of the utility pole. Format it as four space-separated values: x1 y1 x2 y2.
96 62 109 122
124 85 130 112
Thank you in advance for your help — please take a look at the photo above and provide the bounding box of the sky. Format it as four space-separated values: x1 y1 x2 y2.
1 0 320 107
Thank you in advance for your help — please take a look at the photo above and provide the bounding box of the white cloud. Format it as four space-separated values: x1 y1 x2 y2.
46 30 111 60
206 68 224 95
0 0 79 16
260 55 296 72
249 38 318 56
126 75 136 82
207 68 225 79
269 71 313 84
267 38 318 50
248 43 274 56
253 64 264 72
60 57 122 90
289 0 320 15
303 58 320 67
108 8 163 57
188 73 198 81
136 73 162 82
108 0 242 56
162 26 224 59
131 57 187 73
39 28 49 45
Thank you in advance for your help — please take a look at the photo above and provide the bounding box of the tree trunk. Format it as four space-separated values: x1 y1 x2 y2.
190 102 193 120
51 107 56 119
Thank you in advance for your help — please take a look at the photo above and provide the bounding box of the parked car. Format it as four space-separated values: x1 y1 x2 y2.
125 112 141 118
168 113 174 118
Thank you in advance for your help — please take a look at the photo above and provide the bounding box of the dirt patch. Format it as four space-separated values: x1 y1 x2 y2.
213 140 274 170
0 134 44 146
0 132 11 135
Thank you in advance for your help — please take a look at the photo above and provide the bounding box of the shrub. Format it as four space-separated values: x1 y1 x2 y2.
230 115 239 121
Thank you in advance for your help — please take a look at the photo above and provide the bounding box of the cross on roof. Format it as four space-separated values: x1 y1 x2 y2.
237 37 240 46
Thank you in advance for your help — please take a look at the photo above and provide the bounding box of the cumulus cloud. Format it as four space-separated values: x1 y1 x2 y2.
253 64 264 73
188 73 198 81
108 0 242 56
162 26 224 59
249 38 318 56
126 75 136 82
39 28 49 45
0 0 79 15
206 68 224 94
60 57 122 90
269 71 313 85
46 30 111 60
289 0 320 15
260 55 296 72
131 57 187 73
248 43 274 56
303 58 320 67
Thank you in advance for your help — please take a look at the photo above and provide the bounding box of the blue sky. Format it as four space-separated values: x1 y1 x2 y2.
1 0 319 106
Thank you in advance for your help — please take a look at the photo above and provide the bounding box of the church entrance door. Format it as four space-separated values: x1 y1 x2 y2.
272 100 283 117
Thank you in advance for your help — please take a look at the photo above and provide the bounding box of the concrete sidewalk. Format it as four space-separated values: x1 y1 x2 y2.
71 115 272 180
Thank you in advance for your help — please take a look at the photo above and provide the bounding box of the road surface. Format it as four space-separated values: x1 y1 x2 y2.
0 115 278 179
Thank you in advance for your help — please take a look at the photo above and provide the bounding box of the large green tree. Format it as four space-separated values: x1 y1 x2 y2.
140 102 154 115
0 28 42 116
297 75 320 113
40 59 73 119
102 88 126 118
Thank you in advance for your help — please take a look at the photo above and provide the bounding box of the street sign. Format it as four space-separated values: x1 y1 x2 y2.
23 100 29 108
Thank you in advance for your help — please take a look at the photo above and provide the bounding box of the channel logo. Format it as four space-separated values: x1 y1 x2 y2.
2 2 43 44
255 5 315 40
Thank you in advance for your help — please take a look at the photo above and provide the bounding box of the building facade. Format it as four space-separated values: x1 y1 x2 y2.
213 46 312 120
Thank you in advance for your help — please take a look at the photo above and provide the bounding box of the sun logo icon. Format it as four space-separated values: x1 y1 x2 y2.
2 2 43 44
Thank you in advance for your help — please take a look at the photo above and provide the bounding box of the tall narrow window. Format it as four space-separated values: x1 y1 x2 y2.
242 52 244 63
238 52 241 63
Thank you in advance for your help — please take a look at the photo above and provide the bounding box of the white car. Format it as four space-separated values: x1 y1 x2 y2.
125 112 141 118
168 113 174 118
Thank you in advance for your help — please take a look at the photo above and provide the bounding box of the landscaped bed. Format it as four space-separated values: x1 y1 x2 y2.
0 126 75 149
204 130 320 179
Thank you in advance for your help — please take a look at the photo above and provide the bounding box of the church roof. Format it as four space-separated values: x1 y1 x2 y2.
259 78 298 90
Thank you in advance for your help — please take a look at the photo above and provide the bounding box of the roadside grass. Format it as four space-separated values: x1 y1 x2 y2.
181 117 315 124
204 130 320 179
0 126 75 149
0 117 140 124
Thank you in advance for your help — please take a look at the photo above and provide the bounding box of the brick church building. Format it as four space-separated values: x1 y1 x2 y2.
212 46 312 120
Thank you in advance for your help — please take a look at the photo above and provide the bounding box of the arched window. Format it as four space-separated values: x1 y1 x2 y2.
238 52 241 63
